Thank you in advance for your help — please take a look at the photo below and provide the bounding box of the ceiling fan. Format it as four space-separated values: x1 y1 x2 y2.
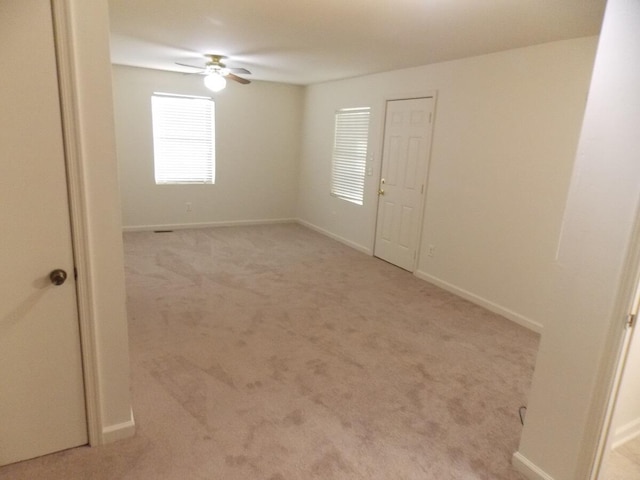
176 54 251 92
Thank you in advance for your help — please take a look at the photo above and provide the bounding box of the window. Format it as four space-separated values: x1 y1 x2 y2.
151 93 215 184
330 107 370 205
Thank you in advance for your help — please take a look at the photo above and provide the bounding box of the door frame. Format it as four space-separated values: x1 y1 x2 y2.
586 207 640 478
372 91 438 272
51 0 102 446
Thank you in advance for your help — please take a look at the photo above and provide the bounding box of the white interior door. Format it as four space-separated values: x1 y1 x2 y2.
374 97 434 271
0 0 88 466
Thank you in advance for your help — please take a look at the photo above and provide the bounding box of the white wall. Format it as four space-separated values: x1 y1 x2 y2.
113 65 303 231
298 37 598 332
514 0 640 478
61 0 134 441
112 65 304 230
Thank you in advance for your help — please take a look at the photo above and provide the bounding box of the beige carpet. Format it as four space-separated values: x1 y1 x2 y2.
603 436 640 479
2 224 538 479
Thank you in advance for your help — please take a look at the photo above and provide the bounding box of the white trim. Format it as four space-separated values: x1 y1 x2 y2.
154 91 211 100
101 410 136 444
586 205 640 479
612 417 640 450
297 219 372 255
122 218 297 232
512 452 555 480
414 270 543 333
51 0 102 447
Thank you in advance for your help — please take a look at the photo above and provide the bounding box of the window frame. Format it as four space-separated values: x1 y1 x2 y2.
151 92 216 185
330 107 371 206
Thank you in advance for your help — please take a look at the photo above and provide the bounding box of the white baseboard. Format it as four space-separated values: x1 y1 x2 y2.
414 270 543 334
122 218 297 232
101 410 136 444
612 417 640 450
512 452 555 480
296 219 373 255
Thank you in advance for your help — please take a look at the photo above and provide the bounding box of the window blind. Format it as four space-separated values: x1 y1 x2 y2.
151 93 215 184
331 107 370 205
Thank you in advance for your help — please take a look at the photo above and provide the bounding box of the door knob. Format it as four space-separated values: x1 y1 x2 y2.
378 189 385 196
49 269 68 286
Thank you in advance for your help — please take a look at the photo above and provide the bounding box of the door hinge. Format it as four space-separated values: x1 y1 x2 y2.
626 313 637 328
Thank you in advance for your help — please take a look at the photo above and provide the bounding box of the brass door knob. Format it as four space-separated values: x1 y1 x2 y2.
378 189 385 196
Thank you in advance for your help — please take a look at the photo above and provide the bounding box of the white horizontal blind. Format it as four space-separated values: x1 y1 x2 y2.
331 107 370 205
151 93 215 184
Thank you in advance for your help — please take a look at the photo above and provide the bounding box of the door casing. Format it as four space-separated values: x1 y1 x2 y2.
588 210 640 479
51 0 105 446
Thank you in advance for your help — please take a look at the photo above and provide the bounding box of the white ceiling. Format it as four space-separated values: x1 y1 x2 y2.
108 0 606 85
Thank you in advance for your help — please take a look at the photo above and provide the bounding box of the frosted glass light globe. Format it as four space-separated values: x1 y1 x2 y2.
204 73 226 92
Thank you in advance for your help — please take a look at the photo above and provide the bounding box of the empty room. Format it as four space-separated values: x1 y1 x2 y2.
3 1 640 479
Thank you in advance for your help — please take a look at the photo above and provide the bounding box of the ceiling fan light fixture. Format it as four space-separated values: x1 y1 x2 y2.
204 73 226 92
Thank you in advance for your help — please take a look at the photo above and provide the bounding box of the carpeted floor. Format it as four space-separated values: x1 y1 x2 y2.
603 436 640 479
1 224 538 479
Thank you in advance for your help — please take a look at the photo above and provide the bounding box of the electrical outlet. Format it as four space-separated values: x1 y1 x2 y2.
186 202 192 212
427 244 435 257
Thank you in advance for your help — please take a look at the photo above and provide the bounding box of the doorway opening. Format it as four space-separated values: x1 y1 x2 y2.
590 216 640 479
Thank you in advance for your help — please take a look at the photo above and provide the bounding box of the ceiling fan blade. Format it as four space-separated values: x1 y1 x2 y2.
175 62 205 70
228 67 251 75
226 73 251 85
